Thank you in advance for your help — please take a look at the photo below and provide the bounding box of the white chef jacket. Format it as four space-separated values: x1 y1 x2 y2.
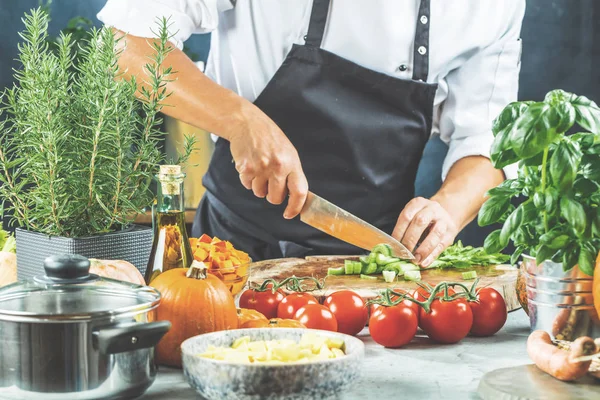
98 0 525 180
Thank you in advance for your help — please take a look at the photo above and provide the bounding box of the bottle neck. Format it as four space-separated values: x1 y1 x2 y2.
156 178 185 213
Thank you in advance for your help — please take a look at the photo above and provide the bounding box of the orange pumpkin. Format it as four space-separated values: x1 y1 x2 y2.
150 261 238 367
89 259 145 286
241 318 306 329
237 308 268 326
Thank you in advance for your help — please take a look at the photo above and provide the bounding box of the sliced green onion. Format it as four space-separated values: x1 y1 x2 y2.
372 243 393 256
382 270 397 283
399 263 420 274
344 260 354 275
360 274 378 281
462 271 478 280
404 270 421 281
327 267 345 276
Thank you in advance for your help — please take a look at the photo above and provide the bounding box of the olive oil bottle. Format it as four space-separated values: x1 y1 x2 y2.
145 165 194 284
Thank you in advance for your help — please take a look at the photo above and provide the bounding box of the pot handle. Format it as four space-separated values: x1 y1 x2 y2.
93 321 171 354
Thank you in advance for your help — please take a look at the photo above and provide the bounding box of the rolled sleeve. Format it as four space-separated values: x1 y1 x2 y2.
97 0 233 49
439 2 525 181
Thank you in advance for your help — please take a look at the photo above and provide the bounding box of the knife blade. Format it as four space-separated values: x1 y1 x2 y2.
300 191 415 260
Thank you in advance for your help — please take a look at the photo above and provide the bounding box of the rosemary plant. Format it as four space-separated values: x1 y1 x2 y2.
0 8 195 237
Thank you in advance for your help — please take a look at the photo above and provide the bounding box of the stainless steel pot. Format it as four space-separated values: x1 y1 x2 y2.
521 255 600 341
0 254 171 400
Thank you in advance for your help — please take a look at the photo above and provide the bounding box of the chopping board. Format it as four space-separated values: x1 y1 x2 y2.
248 255 521 311
478 364 600 399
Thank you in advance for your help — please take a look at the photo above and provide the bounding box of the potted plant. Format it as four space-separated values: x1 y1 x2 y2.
478 89 600 340
0 8 194 278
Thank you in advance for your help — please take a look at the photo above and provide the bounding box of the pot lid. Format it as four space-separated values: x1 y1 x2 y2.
0 254 160 322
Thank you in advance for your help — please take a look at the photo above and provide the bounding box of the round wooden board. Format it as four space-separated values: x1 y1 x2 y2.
248 255 521 312
478 364 600 399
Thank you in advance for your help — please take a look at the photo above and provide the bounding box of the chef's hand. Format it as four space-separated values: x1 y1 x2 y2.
392 197 460 268
228 104 308 219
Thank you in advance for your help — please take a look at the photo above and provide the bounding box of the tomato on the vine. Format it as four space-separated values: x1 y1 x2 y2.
323 290 368 336
415 285 455 301
370 290 420 320
369 304 418 348
294 304 338 332
277 292 318 319
239 284 285 319
468 287 507 337
419 297 473 344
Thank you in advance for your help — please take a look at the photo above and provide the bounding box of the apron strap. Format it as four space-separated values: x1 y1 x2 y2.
305 0 331 48
412 0 432 82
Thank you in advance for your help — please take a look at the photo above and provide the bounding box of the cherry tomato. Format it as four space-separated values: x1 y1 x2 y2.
323 290 368 336
415 285 455 301
469 287 507 337
369 304 418 348
294 304 338 332
277 293 318 319
419 298 473 344
239 285 285 319
370 291 420 320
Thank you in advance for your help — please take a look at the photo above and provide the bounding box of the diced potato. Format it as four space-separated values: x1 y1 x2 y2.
325 338 344 350
197 334 346 364
232 336 251 349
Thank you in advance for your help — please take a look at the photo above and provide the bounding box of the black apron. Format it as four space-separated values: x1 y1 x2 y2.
194 0 438 261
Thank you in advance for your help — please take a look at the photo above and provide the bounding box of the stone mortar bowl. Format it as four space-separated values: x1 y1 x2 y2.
181 328 365 400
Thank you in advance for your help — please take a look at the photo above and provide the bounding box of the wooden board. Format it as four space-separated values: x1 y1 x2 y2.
248 255 521 311
478 364 600 399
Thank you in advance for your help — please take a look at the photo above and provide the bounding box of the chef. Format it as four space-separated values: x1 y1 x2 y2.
98 0 525 265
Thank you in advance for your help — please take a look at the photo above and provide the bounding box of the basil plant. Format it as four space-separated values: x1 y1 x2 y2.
478 90 600 275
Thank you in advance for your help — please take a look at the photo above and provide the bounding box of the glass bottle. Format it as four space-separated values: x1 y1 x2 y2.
145 165 193 284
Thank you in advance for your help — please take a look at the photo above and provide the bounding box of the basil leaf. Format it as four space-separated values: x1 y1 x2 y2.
545 187 558 213
510 246 525 265
550 140 581 192
573 178 599 197
487 179 522 198
478 195 511 226
544 89 575 105
484 229 505 254
572 95 600 134
580 154 600 181
562 245 579 271
592 209 600 237
548 234 570 250
500 205 524 245
508 104 554 158
560 197 587 236
578 243 595 276
492 101 531 136
536 245 555 265
490 126 520 168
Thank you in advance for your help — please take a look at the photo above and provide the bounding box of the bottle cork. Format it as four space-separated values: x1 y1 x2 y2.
159 165 183 195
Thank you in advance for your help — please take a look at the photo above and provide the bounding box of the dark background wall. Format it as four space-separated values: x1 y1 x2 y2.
0 0 598 100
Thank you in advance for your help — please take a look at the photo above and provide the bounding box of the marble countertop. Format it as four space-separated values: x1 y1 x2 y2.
142 310 532 400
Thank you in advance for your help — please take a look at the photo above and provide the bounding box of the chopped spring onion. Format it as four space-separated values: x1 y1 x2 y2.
360 274 378 281
462 271 478 280
382 270 397 283
327 267 345 276
404 270 422 281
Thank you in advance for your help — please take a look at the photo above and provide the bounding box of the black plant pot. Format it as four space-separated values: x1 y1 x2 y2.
15 225 153 280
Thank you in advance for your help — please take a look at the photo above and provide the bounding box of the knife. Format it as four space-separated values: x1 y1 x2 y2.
300 191 415 260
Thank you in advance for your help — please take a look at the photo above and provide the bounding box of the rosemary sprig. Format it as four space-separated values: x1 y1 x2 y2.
0 8 197 237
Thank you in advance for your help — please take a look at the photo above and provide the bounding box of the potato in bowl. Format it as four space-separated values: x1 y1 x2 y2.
181 328 364 400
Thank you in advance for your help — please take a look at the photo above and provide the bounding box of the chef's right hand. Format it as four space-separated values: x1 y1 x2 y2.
228 104 309 219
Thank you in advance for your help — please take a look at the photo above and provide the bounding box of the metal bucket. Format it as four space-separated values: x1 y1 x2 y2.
521 255 600 341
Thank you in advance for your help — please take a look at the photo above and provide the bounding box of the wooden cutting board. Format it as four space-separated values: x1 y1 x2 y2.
248 255 521 311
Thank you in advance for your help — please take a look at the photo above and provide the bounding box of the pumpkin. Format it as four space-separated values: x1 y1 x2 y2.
237 308 268 326
150 261 238 367
241 318 306 329
0 251 17 287
89 259 145 286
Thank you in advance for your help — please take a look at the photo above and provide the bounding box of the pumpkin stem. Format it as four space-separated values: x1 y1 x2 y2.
186 260 208 280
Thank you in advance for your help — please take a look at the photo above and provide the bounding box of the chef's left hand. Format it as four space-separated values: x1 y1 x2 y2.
392 197 460 268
